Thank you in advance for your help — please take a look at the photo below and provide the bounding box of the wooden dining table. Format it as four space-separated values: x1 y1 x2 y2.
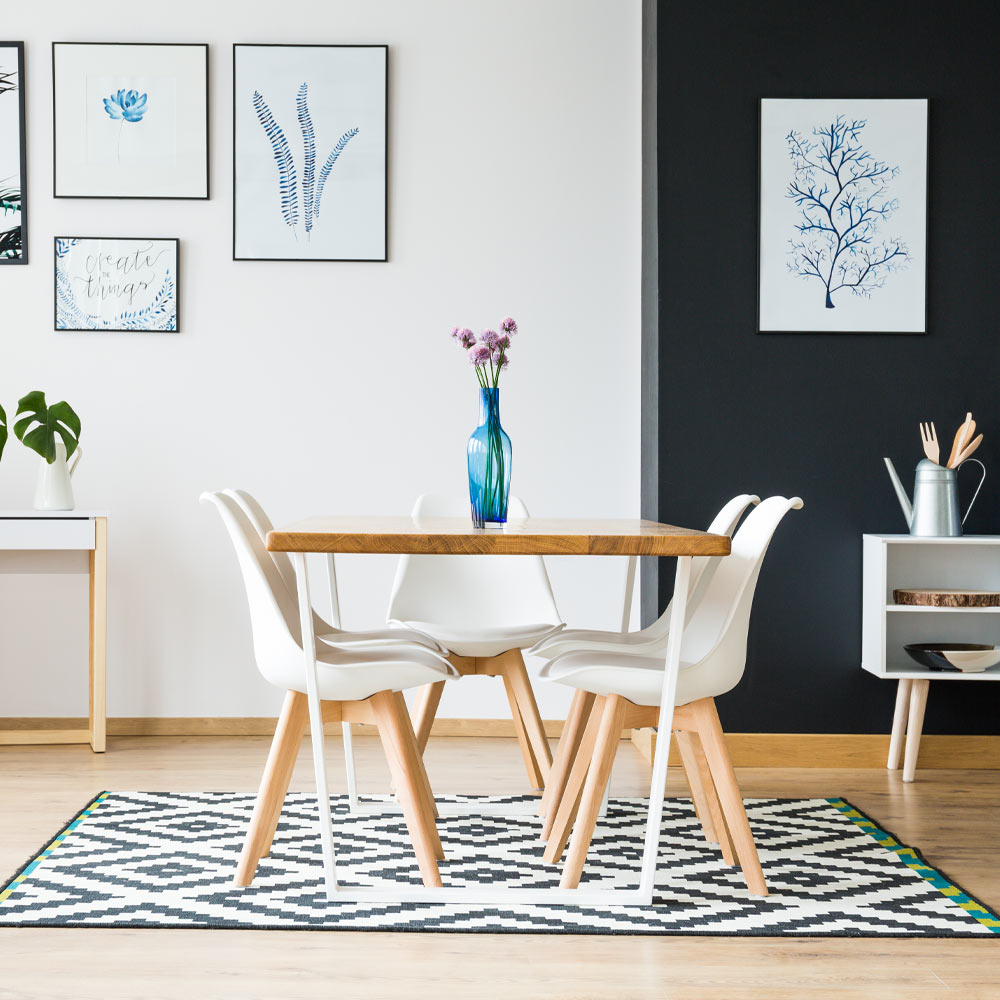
267 514 730 906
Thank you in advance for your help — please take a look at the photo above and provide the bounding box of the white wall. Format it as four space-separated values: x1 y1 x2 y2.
0 0 641 720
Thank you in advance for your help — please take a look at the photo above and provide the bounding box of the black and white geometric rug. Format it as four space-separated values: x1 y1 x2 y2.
2 792 997 936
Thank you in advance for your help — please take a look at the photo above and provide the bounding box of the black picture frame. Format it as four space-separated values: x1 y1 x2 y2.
53 236 180 333
232 43 388 262
52 42 210 200
756 97 929 336
0 41 27 264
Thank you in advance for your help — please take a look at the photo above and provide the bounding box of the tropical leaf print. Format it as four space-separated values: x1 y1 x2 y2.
252 90 300 231
296 83 316 236
315 128 359 218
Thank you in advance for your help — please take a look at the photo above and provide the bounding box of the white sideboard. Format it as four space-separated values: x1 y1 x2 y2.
862 534 1000 780
0 511 107 752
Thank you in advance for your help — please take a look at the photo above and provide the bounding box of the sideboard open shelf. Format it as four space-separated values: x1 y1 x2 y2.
862 534 1000 780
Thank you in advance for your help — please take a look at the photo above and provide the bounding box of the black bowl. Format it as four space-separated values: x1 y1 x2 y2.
903 642 996 672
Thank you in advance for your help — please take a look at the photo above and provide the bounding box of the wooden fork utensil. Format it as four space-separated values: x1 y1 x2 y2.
919 422 940 464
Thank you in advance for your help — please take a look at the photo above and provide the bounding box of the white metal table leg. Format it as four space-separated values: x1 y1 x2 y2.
637 555 691 903
324 553 359 813
293 552 339 899
620 554 638 632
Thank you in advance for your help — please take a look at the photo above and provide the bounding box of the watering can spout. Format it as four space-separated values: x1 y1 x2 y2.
884 457 913 527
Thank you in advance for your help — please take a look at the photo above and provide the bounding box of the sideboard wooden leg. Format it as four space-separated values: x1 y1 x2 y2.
887 678 913 770
902 679 930 783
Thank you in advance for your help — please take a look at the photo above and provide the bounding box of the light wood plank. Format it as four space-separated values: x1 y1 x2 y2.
1 736 998 996
265 515 730 557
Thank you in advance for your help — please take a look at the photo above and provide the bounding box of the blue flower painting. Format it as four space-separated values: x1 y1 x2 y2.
252 82 358 241
103 88 148 163
103 89 148 123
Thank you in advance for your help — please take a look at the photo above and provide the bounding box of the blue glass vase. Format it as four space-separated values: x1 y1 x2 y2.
468 387 512 527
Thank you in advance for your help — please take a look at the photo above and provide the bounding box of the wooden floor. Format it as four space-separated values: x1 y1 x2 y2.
1 733 998 999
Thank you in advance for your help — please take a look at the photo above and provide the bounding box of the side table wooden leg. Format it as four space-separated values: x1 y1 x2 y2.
89 517 108 753
902 679 929 783
887 678 912 770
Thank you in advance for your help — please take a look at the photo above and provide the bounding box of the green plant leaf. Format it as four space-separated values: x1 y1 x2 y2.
13 391 81 464
0 403 7 462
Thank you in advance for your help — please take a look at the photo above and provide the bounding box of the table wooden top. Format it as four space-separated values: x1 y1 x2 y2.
266 516 731 557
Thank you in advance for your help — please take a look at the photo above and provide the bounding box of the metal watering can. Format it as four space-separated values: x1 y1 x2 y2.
884 457 986 536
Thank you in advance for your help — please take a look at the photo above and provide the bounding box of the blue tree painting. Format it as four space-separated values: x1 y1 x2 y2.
785 115 909 308
253 82 358 241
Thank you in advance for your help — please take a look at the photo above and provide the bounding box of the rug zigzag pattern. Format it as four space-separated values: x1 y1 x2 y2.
0 792 995 936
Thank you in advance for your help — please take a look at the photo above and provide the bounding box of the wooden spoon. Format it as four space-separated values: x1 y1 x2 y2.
954 433 983 467
946 413 975 468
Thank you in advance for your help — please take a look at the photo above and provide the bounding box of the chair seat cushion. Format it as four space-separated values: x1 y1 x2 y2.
391 620 564 658
539 650 713 707
530 627 664 660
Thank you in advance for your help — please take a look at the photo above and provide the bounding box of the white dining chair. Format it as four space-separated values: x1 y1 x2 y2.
533 494 760 831
386 493 564 790
223 489 447 812
202 491 459 888
539 495 803 895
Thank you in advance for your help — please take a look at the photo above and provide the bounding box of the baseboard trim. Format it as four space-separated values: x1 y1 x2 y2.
630 728 1000 769
2 717 998 767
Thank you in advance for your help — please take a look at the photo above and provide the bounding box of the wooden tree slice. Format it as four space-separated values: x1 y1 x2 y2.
893 589 1000 608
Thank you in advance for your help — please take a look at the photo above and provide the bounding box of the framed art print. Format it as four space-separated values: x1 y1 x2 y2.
52 43 209 199
55 237 179 332
758 98 927 334
0 41 27 263
234 44 387 261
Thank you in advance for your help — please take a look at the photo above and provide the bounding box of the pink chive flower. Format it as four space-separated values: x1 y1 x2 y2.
468 344 492 366
500 317 518 335
451 326 476 348
481 329 500 348
492 351 510 368
495 332 510 350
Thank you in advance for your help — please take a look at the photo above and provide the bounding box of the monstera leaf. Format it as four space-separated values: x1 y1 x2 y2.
0 403 6 461
13 391 81 464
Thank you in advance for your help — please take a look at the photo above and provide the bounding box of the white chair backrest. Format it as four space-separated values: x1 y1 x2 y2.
202 491 305 683
224 489 298 595
386 493 561 628
677 495 802 693
646 493 761 640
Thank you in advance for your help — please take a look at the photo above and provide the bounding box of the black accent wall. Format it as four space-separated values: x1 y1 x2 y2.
652 1 1000 734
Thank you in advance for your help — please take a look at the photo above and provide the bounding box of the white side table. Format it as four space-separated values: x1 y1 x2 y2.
862 534 1000 781
0 511 108 752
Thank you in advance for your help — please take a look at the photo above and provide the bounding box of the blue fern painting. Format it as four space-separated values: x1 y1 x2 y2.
758 99 927 334
55 238 178 332
234 45 387 261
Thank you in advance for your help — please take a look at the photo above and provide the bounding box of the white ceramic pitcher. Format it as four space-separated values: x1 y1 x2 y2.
34 439 82 511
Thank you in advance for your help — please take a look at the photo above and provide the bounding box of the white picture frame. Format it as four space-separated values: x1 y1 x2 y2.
52 42 209 199
233 44 387 261
54 237 179 332
758 98 928 334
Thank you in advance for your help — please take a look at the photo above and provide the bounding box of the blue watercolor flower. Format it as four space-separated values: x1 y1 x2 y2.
103 89 148 123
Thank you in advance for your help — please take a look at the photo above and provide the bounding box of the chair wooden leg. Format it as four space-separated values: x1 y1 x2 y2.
371 691 443 887
902 679 930 783
235 690 308 885
542 698 605 861
887 677 913 771
675 728 735 866
690 698 767 896
502 650 553 783
394 692 442 850
560 695 628 889
539 690 595 831
411 681 446 755
502 671 546 791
